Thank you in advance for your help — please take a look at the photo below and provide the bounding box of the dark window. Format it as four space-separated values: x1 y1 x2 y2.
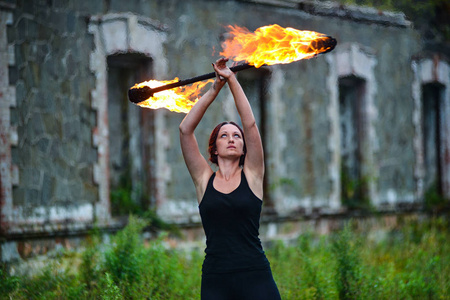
422 83 444 197
339 76 368 209
107 53 155 216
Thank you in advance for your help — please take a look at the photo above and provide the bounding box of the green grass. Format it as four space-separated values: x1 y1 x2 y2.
1 216 449 299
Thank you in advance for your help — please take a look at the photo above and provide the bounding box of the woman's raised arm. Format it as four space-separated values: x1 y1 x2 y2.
179 72 226 202
212 58 265 198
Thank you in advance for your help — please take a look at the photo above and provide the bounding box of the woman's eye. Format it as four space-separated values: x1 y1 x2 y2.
221 134 227 138
234 134 240 138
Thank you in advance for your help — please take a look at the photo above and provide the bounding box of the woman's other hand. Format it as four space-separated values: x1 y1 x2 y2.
212 58 235 80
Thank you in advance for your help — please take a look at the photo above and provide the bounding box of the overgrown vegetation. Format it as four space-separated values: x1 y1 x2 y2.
110 175 146 217
1 216 449 299
340 167 372 212
111 175 179 234
424 181 447 212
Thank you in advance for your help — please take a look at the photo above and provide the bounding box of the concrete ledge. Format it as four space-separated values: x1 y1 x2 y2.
240 0 411 27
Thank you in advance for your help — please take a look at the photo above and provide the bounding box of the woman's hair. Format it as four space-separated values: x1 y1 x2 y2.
208 121 246 166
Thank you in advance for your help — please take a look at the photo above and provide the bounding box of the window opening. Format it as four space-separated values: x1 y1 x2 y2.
422 82 444 198
107 53 155 216
339 76 369 209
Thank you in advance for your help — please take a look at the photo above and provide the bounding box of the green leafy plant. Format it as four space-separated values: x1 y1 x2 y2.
110 176 143 217
80 228 101 290
101 273 123 300
331 222 363 300
0 263 20 296
340 167 372 211
424 181 447 212
103 216 146 288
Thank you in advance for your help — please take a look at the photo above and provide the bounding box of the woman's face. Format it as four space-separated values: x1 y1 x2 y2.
215 124 245 159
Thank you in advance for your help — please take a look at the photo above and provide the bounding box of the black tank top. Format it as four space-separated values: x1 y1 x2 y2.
199 171 269 274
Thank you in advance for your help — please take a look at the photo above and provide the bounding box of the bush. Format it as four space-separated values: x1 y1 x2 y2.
103 216 146 287
100 215 200 299
1 216 449 299
0 264 20 296
331 222 363 299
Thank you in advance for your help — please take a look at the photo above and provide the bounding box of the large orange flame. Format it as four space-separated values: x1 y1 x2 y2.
132 24 335 113
133 78 214 113
220 24 333 67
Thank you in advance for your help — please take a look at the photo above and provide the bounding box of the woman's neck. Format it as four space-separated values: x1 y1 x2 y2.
217 161 241 181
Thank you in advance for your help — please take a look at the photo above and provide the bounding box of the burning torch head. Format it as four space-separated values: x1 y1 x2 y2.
128 86 153 104
317 36 337 54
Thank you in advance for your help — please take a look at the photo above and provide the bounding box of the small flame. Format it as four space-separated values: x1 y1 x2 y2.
220 24 334 67
133 78 214 113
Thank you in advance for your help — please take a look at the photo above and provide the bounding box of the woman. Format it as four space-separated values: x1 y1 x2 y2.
179 58 281 300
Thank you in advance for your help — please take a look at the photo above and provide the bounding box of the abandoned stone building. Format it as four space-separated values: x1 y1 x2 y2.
1 0 449 262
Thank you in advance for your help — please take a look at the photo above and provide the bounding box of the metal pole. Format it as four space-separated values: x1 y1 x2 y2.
128 63 254 103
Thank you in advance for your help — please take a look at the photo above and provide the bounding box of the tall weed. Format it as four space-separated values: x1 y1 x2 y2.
80 228 101 290
0 263 20 296
101 273 123 300
103 216 146 287
331 222 363 299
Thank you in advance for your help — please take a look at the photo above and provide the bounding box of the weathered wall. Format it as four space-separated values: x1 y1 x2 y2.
1 0 99 235
1 0 448 262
